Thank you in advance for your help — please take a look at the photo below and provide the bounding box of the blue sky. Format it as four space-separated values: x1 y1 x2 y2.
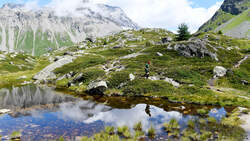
0 0 223 8
0 0 223 32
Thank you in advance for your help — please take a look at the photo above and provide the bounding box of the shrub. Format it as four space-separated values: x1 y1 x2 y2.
217 30 223 35
107 71 130 88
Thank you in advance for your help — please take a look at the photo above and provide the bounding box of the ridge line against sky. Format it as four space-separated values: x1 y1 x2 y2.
0 0 223 32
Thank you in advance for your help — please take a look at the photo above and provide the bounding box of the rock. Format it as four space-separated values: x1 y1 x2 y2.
86 36 96 43
87 81 108 94
241 80 248 85
164 77 180 88
213 66 227 77
168 39 219 61
0 109 11 114
63 51 74 56
129 73 135 81
33 56 76 81
148 76 160 81
161 37 172 43
73 73 84 83
18 76 27 79
156 52 163 56
238 107 248 113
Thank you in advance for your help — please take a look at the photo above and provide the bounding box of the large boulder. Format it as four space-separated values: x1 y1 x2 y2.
213 66 227 77
161 37 172 43
167 39 218 61
87 81 108 94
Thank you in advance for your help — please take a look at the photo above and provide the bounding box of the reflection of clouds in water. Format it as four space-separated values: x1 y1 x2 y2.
57 100 112 122
58 102 194 132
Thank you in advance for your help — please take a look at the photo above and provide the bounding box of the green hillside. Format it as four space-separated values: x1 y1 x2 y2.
199 0 250 38
220 9 250 32
1 28 249 107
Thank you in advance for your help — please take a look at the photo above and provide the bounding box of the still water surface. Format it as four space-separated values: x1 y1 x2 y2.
0 85 227 140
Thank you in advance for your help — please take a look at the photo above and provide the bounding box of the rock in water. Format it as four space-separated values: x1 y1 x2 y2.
33 56 76 81
87 81 108 94
0 109 11 114
213 66 227 77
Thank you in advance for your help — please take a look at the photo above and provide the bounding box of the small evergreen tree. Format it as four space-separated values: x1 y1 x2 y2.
217 30 223 35
176 23 191 41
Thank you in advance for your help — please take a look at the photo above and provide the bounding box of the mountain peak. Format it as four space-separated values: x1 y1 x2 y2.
0 2 139 55
1 3 24 9
221 0 249 15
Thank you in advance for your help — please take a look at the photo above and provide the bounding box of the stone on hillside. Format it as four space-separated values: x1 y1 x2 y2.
213 66 227 77
86 36 96 43
149 76 160 81
73 73 84 83
241 80 248 85
87 81 108 94
238 107 248 114
33 56 76 81
156 52 163 56
161 37 172 43
168 39 219 61
18 76 27 79
129 73 135 81
164 77 180 88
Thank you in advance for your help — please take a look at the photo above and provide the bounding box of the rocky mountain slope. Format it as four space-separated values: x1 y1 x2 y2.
199 0 250 39
1 28 249 107
0 3 139 56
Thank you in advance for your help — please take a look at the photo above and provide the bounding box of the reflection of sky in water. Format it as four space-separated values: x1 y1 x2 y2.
0 85 229 140
209 107 227 121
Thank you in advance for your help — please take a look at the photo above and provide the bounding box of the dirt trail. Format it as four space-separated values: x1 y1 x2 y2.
234 55 250 68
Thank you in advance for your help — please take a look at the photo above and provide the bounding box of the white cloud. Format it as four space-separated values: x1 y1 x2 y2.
22 0 222 32
23 0 40 10
99 0 223 32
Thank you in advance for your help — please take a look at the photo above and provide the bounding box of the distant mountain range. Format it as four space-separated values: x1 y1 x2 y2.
199 0 250 39
0 3 139 56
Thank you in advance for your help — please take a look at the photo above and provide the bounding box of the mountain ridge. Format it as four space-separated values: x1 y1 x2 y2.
0 2 139 56
198 0 250 39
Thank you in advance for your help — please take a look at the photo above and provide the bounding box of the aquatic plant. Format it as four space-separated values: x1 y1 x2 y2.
105 126 115 135
163 118 180 133
200 130 212 140
207 117 217 124
187 119 195 129
134 130 144 138
59 136 64 141
133 121 142 131
117 125 130 137
147 125 155 138
198 118 207 125
197 108 209 116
